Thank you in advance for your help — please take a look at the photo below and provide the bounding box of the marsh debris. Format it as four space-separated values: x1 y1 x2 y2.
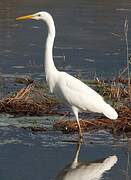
53 106 131 135
0 83 63 116
0 76 130 134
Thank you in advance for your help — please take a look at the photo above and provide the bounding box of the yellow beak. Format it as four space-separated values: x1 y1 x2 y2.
16 14 33 20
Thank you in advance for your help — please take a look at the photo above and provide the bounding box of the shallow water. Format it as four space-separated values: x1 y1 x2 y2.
0 0 131 179
0 115 130 180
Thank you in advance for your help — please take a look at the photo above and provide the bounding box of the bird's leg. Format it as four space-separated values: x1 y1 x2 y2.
76 118 83 141
72 107 83 142
111 120 116 135
74 113 83 141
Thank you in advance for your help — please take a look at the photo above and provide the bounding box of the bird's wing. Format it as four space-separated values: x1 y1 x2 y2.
55 72 104 112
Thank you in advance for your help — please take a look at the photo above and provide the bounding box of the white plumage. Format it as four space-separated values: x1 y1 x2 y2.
53 71 117 119
55 143 118 180
16 11 118 140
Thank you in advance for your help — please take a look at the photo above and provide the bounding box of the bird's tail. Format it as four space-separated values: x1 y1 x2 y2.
102 103 118 120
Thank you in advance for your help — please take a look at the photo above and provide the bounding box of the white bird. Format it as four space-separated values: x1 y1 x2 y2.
16 11 118 140
55 142 118 180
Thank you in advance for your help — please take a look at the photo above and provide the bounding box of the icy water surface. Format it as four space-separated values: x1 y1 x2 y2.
0 0 131 179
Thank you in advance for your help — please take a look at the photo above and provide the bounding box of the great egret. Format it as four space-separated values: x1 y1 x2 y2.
16 11 118 140
55 142 118 180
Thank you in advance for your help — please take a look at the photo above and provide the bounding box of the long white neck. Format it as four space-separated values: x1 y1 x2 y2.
44 14 57 79
40 12 58 93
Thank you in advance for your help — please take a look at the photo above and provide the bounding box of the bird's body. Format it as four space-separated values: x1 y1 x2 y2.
49 71 116 118
16 11 118 140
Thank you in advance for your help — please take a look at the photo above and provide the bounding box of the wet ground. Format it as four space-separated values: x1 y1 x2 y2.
0 0 131 179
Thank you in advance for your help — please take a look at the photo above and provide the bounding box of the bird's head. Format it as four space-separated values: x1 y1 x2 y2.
16 11 52 22
16 11 55 36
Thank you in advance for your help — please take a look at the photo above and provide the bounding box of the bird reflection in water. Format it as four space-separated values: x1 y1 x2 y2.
55 142 118 180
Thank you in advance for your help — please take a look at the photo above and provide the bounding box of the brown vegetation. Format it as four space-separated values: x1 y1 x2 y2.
0 77 130 135
0 83 63 116
53 106 131 135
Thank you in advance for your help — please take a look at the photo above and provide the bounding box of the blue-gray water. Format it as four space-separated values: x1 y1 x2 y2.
0 115 130 180
0 0 131 179
0 0 131 78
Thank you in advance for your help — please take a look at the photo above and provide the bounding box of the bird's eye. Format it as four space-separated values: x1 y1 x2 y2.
38 14 41 17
